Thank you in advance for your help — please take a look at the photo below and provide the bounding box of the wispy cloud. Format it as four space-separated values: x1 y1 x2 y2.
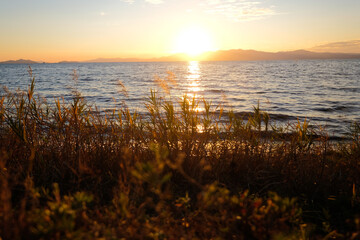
203 0 276 22
120 0 135 4
310 40 360 53
145 0 164 4
120 0 163 4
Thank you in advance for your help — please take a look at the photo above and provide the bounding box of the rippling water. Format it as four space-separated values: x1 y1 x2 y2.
1 59 359 137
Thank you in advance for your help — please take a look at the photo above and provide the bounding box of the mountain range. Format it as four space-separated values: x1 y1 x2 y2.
84 49 360 62
1 49 360 64
0 59 41 64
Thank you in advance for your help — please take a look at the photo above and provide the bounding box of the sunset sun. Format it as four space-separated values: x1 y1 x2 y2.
173 27 215 57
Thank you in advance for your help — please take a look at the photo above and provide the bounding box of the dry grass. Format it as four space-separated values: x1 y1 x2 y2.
0 70 359 239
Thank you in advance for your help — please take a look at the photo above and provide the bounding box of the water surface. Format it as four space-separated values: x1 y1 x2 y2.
1 59 359 137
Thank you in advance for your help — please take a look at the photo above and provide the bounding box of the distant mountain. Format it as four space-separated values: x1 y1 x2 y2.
87 58 143 63
197 49 360 61
4 49 360 64
85 49 360 63
0 59 40 64
57 61 79 64
86 54 190 63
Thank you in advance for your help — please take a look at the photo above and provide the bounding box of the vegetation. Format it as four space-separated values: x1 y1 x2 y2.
0 69 359 239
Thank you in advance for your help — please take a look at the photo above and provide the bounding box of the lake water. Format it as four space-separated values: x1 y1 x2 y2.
1 60 359 137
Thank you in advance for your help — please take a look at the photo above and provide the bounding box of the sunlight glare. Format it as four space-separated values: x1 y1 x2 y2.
174 27 214 57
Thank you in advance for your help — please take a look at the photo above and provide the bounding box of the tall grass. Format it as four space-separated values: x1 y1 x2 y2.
0 69 359 239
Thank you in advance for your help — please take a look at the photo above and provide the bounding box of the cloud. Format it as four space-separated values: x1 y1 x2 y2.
145 0 164 4
202 0 276 21
121 0 135 4
120 0 163 4
310 40 360 53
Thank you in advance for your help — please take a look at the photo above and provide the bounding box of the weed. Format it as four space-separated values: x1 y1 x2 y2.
0 71 359 239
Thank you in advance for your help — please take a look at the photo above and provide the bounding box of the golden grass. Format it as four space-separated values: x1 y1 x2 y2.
0 69 359 239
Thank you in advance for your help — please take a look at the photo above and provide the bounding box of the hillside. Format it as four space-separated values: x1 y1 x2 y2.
86 49 360 62
0 59 40 64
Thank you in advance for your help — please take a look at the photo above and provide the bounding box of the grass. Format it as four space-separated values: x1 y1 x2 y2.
0 69 359 239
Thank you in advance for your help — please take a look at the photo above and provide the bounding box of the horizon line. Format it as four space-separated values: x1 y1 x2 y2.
2 48 360 64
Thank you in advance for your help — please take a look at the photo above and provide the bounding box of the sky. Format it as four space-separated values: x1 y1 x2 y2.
0 0 360 62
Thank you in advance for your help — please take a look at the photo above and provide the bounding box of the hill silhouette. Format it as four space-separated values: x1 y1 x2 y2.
86 49 360 62
199 49 360 61
2 49 360 64
0 59 40 64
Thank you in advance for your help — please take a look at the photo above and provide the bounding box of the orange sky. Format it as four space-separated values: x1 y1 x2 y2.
1 0 360 62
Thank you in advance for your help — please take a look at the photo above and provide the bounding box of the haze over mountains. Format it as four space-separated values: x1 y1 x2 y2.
0 59 41 64
2 49 360 64
86 49 360 63
198 49 360 61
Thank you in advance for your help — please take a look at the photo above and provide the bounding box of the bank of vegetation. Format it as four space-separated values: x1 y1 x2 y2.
0 70 359 239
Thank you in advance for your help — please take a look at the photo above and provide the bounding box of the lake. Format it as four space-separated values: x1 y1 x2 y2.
1 59 359 137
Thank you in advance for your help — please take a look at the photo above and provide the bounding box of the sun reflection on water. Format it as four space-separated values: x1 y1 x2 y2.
186 61 203 96
187 61 201 80
185 61 205 131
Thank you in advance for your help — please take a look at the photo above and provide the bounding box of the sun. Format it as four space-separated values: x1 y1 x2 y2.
173 27 215 57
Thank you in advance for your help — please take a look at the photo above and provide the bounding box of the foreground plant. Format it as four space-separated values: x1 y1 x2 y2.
0 71 359 239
